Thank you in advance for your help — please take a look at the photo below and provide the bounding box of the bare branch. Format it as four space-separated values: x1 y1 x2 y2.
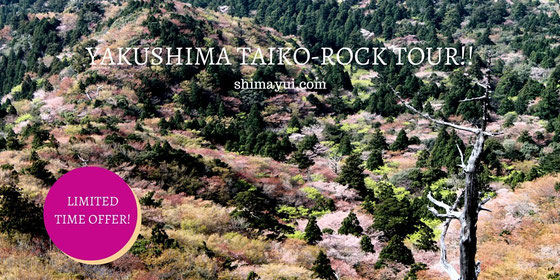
388 85 498 137
74 152 89 166
479 207 492 212
479 196 491 206
478 196 492 213
434 190 464 280
429 207 461 219
427 193 461 219
456 143 466 170
475 81 490 89
475 261 482 277
460 95 487 103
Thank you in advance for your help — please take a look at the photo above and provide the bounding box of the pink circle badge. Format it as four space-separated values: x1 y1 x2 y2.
43 166 141 264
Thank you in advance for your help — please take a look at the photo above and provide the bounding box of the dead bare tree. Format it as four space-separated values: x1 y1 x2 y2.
388 68 499 280
84 85 103 101
326 152 342 174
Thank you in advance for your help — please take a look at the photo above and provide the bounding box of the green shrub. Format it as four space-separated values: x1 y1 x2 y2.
0 185 46 238
338 211 363 236
360 235 375 253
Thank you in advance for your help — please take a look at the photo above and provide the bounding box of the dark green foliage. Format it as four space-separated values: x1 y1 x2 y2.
299 134 319 151
366 84 403 117
366 149 384 171
482 138 505 175
476 27 493 45
540 149 560 173
414 224 437 252
525 166 543 181
371 183 421 239
246 271 260 280
517 130 535 144
124 141 213 201
139 191 163 208
22 123 50 149
231 184 292 235
288 115 301 130
130 234 151 256
336 153 366 197
505 170 525 190
323 123 345 143
324 64 353 91
131 223 178 257
389 129 409 151
0 14 64 97
390 168 447 193
65 1 104 46
0 185 46 238
304 216 323 245
377 235 415 266
13 75 37 101
217 104 293 161
151 222 179 250
291 149 314 171
535 89 560 120
311 251 336 280
404 263 428 280
27 152 56 186
428 129 465 174
548 272 560 280
416 150 429 168
369 129 387 151
442 71 486 122
338 135 353 155
338 211 363 236
360 235 375 253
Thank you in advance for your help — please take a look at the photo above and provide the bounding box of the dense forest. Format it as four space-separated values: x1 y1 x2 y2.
0 0 559 279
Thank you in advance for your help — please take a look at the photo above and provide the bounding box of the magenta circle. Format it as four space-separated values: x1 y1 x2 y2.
43 166 139 261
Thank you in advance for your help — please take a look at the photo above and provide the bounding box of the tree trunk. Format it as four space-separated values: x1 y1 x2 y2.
460 174 479 280
459 132 485 280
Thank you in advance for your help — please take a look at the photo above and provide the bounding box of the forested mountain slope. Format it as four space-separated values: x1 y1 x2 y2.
0 0 559 279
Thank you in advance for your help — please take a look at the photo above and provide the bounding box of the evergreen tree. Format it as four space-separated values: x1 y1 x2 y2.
377 235 415 266
360 235 375 253
535 89 560 120
231 184 290 234
339 135 353 155
390 129 409 151
27 152 56 186
311 251 337 280
371 182 420 239
517 130 534 144
292 149 314 171
245 104 265 132
366 149 384 171
336 153 367 197
540 149 560 173
150 222 178 250
0 185 46 238
288 114 301 130
338 211 363 236
428 129 465 173
299 134 319 151
476 27 493 45
369 128 387 151
414 224 438 251
304 216 323 245
246 271 260 280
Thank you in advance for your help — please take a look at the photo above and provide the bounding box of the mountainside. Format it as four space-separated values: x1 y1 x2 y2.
0 0 560 279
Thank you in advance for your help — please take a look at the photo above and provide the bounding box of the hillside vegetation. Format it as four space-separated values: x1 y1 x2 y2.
0 0 559 279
